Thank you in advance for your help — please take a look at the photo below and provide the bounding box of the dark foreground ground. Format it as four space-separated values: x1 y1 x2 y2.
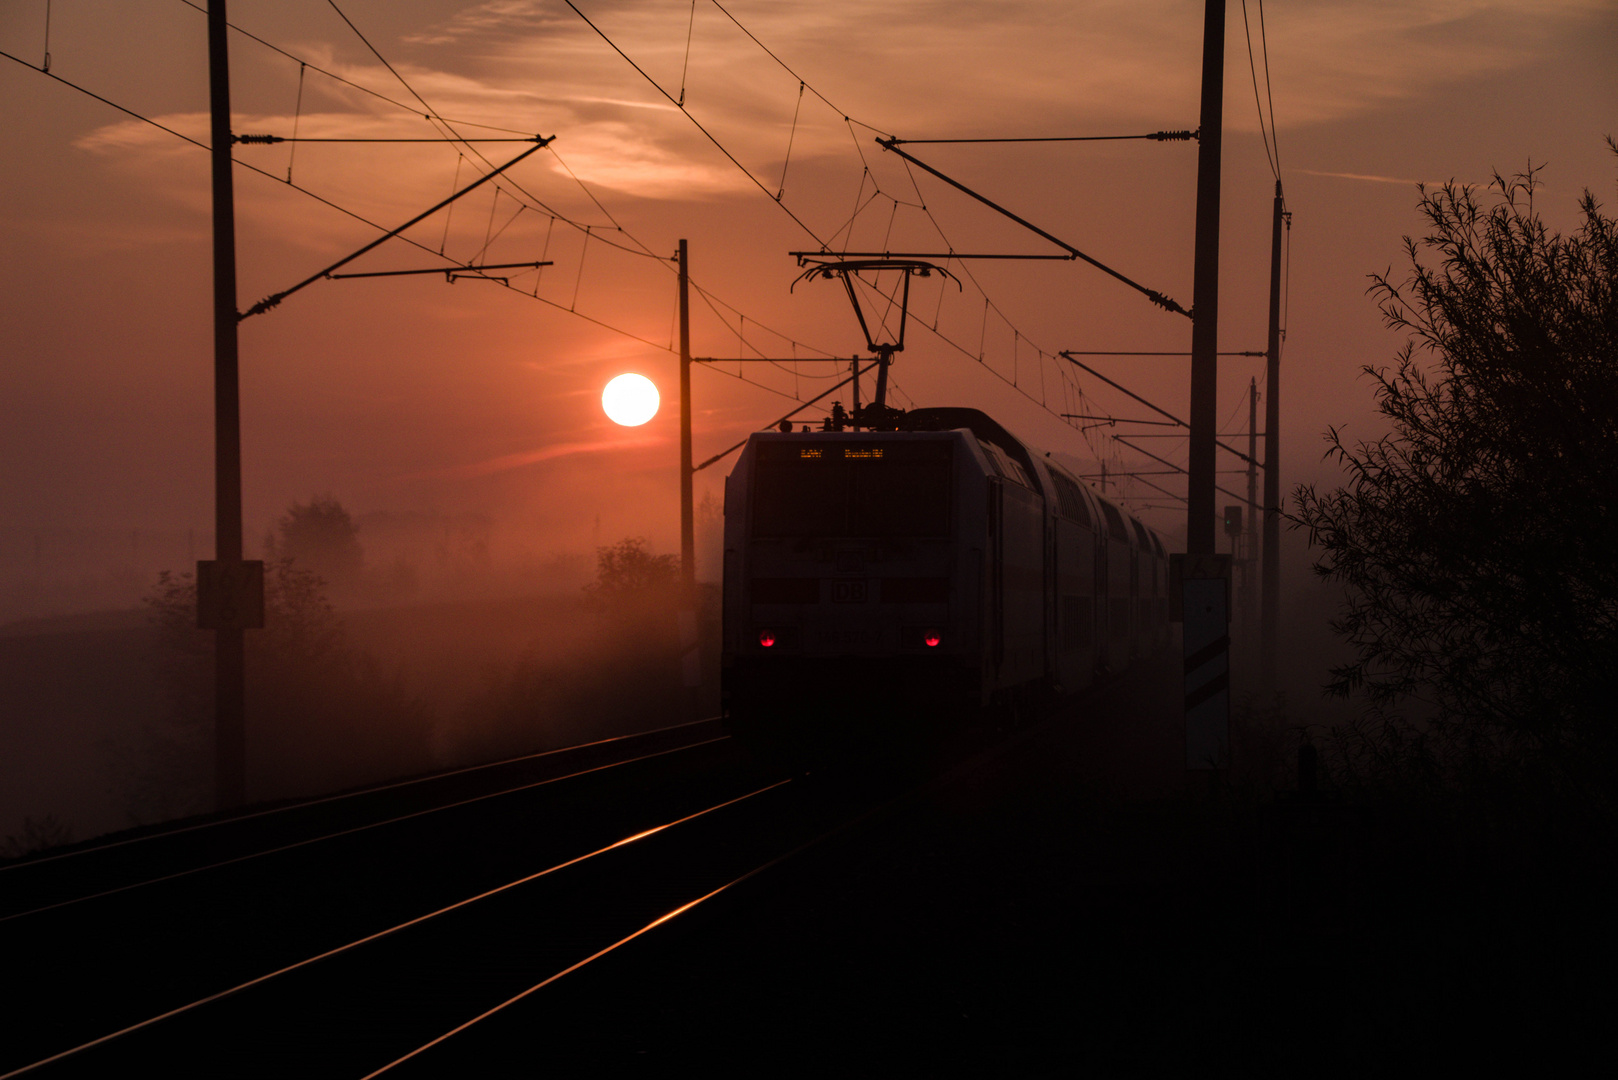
431 656 1613 1075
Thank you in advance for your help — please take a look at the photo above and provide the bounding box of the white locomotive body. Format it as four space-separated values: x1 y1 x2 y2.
721 407 1169 757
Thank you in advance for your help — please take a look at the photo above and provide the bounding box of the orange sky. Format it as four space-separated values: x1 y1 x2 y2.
3 0 1616 604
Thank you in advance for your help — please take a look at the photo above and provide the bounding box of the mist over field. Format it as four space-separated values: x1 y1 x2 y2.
3 0 1611 874
0 498 725 850
2 466 1361 854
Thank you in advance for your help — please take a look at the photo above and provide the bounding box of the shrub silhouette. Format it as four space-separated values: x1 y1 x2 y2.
264 495 364 596
1295 153 1618 792
582 537 678 612
140 557 430 817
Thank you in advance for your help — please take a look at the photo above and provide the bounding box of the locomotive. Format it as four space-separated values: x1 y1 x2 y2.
721 406 1171 759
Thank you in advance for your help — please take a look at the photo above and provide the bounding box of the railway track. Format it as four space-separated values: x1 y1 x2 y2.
0 717 727 922
2 708 1063 1077
0 717 760 1075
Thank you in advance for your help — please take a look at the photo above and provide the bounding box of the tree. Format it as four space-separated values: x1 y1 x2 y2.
583 537 677 611
138 557 430 819
265 496 364 592
1295 156 1618 780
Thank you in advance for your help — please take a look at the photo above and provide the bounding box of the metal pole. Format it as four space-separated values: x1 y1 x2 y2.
1247 376 1258 624
1183 0 1229 774
1186 0 1225 556
679 240 693 592
874 347 891 414
850 357 861 431
208 0 245 810
1261 181 1284 691
677 240 699 719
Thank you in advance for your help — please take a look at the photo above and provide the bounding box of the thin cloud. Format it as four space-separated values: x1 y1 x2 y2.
1294 168 1482 189
1294 168 1423 186
403 0 555 46
401 436 662 481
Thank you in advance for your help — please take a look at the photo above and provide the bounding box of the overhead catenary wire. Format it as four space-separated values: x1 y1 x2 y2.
776 81 806 200
677 0 698 105
1063 353 1259 467
1241 0 1279 181
197 0 1185 454
236 135 552 143
174 0 532 134
705 0 889 134
286 62 305 181
96 3 1227 458
872 152 1101 448
249 2 857 402
240 140 553 319
317 0 673 266
877 137 1191 318
886 131 1196 144
0 45 853 420
318 0 653 257
560 0 1103 443
174 0 663 265
1257 0 1281 175
560 0 828 245
1116 436 1252 505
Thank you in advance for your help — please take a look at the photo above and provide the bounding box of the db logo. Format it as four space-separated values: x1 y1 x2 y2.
831 580 868 603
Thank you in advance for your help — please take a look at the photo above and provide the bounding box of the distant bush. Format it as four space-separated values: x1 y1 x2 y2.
446 541 694 763
139 557 432 818
263 495 364 596
0 814 74 861
582 537 678 612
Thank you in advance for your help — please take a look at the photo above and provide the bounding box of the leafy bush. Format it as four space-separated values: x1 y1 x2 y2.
1295 155 1618 796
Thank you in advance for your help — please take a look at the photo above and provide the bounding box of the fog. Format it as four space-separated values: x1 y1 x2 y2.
5 0 1611 852
1 459 1362 854
0 497 726 852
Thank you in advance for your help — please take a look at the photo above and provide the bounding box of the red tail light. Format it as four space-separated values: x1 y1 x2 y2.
924 631 941 647
759 630 776 647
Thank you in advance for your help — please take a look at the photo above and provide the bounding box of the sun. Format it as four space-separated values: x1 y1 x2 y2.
602 373 660 427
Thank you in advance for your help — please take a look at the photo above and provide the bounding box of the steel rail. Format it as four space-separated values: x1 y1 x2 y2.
367 703 1111 1072
0 779 791 1080
0 717 721 874
364 820 832 1077
0 734 729 924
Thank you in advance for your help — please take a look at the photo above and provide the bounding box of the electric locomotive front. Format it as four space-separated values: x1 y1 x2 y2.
721 426 989 758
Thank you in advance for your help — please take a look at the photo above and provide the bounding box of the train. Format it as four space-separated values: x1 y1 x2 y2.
720 406 1171 759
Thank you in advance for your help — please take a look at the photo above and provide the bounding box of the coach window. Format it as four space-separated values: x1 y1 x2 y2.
1099 500 1129 543
1001 454 1034 490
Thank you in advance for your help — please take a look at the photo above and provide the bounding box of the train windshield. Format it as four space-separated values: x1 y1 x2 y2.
752 440 953 538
